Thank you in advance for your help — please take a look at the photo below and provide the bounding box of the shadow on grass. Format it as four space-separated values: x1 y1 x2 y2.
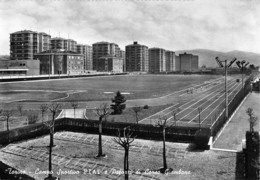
186 143 205 152
235 151 245 180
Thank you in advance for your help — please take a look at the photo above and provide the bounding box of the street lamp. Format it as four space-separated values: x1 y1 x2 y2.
215 57 237 119
236 60 249 95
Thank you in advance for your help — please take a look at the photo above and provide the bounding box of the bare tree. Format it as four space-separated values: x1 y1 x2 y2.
40 104 48 123
133 107 142 125
246 107 258 132
17 104 23 116
113 128 136 180
1 110 14 143
44 103 61 180
94 103 110 157
154 116 169 173
197 107 203 130
71 102 79 118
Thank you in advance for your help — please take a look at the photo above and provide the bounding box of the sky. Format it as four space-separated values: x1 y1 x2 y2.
0 0 260 55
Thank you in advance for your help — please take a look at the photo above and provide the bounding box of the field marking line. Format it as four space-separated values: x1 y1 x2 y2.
173 81 236 122
212 91 250 146
188 82 240 123
164 81 235 122
159 77 225 99
139 103 179 122
0 89 72 93
166 79 237 123
210 148 239 153
0 73 128 85
56 109 65 119
200 82 242 124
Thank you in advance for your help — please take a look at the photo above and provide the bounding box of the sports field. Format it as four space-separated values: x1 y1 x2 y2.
0 74 245 129
0 74 220 103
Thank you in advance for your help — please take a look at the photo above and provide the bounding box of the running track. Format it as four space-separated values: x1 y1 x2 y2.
139 76 243 127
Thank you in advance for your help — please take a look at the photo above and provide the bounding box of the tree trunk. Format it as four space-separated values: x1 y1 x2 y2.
98 116 103 156
163 128 167 170
6 118 10 143
124 147 129 180
199 112 201 130
48 131 53 178
42 112 44 123
51 113 55 147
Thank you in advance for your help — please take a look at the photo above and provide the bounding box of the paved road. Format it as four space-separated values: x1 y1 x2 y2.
212 92 260 151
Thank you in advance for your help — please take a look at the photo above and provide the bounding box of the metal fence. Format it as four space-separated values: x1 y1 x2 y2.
210 75 253 141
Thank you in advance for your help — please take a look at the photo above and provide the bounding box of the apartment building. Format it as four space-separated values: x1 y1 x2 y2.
125 41 149 72
119 50 125 71
51 38 77 52
175 52 199 72
76 44 93 70
92 42 120 71
10 30 51 60
149 48 166 73
165 51 175 72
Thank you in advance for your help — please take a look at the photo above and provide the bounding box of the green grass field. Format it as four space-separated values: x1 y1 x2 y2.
0 74 221 103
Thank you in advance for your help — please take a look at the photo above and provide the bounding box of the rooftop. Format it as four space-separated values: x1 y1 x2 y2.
11 30 50 36
126 41 148 48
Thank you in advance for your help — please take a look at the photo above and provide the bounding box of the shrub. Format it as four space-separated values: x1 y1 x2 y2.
27 114 38 124
143 105 149 109
194 128 211 149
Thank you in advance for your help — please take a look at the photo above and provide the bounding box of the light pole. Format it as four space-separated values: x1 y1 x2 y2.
215 57 237 119
236 60 249 96
71 102 78 118
197 107 202 130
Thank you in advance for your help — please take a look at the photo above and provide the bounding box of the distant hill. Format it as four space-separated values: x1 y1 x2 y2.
175 49 260 68
0 55 10 61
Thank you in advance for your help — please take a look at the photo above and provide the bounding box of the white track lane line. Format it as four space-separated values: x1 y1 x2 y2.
200 83 242 124
178 82 238 122
165 79 237 123
159 77 225 99
166 80 237 122
187 82 241 123
139 103 179 122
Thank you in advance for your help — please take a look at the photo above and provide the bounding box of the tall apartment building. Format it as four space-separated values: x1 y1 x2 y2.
175 55 181 71
165 51 175 72
176 52 199 72
92 42 120 71
38 32 51 52
119 50 125 71
149 48 166 73
125 41 149 72
76 44 93 70
51 38 77 52
10 30 51 60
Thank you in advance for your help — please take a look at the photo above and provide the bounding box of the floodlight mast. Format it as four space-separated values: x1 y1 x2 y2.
215 57 237 119
236 60 249 95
